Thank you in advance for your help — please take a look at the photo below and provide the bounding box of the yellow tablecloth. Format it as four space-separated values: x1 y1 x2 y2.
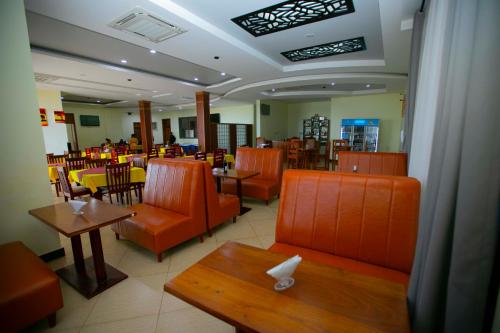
81 152 112 159
118 154 147 164
48 166 59 182
69 167 146 193
181 154 235 166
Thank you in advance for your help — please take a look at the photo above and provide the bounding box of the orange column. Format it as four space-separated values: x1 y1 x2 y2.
196 91 211 152
139 100 152 154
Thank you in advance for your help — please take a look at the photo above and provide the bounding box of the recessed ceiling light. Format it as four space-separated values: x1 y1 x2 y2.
152 90 158 93
194 77 199 81
120 59 128 64
158 108 163 111
271 88 276 92
136 93 142 96
210 103 213 106
331 82 336 86
97 100 101 103
366 84 371 88
178 106 182 110
220 72 226 76
60 96 64 100
149 49 156 54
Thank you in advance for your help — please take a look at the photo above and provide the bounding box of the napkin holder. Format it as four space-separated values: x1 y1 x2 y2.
266 255 302 291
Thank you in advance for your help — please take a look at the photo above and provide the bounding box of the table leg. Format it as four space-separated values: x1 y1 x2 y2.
89 229 107 283
216 177 222 193
237 179 252 215
70 235 85 274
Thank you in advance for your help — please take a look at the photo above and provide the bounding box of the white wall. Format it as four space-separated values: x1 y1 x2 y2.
38 88 69 154
259 100 289 140
0 1 60 254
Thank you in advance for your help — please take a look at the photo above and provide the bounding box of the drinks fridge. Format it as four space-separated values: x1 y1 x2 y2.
340 119 379 152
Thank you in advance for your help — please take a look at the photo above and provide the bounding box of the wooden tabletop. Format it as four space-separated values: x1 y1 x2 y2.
212 169 259 180
165 242 410 333
29 198 135 237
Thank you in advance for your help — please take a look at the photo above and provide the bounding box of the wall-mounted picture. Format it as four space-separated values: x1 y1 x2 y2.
304 119 311 127
54 111 65 124
39 108 48 126
304 128 312 136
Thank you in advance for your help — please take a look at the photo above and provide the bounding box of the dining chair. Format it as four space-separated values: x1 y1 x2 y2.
194 151 207 161
46 153 54 164
147 149 159 162
56 167 92 202
314 140 331 170
163 148 176 158
85 158 109 169
105 163 132 205
110 150 119 164
65 157 86 171
287 139 305 169
132 157 146 169
84 148 91 157
47 154 66 164
171 144 183 157
67 150 81 158
215 148 227 155
332 139 351 170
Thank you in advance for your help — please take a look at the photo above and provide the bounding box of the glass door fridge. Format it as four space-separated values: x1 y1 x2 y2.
340 119 379 152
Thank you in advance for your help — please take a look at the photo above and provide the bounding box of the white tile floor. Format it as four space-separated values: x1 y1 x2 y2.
27 189 279 332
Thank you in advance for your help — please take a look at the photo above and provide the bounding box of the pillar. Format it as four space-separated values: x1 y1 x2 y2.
139 100 152 153
196 91 211 152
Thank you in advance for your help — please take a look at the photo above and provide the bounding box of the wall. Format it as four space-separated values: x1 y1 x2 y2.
330 93 403 152
0 1 60 254
259 100 289 140
287 100 331 138
62 102 255 147
37 89 69 154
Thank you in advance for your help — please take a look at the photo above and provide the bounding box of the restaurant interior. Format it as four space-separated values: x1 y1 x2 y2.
0 0 499 332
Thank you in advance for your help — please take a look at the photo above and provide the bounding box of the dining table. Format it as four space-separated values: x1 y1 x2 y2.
117 153 147 164
212 169 259 215
165 241 411 333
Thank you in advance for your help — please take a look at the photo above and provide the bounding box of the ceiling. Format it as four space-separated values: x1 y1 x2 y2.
25 0 420 111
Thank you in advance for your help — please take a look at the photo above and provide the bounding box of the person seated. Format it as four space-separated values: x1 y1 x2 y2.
168 132 176 146
103 138 113 152
129 134 138 150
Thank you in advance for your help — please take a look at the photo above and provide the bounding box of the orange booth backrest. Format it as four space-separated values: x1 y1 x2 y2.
337 151 408 176
275 170 420 274
235 147 283 181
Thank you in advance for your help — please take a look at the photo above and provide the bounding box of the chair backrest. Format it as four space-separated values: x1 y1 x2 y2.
143 159 206 224
332 139 349 147
47 154 66 164
194 151 207 161
214 148 227 155
276 170 420 274
304 138 316 150
172 144 183 157
66 157 86 171
56 166 73 196
85 148 91 156
86 158 109 169
132 157 146 169
235 147 283 182
105 163 131 195
289 139 303 149
337 152 408 176
92 147 100 153
213 151 224 168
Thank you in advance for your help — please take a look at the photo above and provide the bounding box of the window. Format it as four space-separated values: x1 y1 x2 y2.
179 117 197 138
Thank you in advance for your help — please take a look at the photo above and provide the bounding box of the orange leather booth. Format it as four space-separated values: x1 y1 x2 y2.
337 151 408 176
201 162 240 235
269 170 420 286
112 159 207 262
0 241 63 332
222 147 283 204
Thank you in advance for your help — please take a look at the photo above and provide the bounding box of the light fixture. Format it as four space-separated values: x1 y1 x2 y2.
60 96 64 100
194 77 199 81
210 103 213 106
272 88 276 92
120 59 128 64
331 82 336 86
220 72 226 76
178 106 182 110
152 90 158 93
97 100 101 103
136 93 142 96
282 37 366 62
149 49 157 54
158 108 163 111
366 84 371 88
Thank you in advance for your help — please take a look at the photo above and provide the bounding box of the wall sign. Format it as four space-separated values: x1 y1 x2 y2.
39 108 48 126
54 111 65 123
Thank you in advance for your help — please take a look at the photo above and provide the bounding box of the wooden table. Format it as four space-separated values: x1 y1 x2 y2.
165 242 410 333
29 199 135 299
212 169 259 215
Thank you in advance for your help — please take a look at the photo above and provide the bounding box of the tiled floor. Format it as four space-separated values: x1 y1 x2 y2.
27 189 279 332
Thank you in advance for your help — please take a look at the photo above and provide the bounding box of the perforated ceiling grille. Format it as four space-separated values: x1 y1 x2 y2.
281 36 366 62
232 0 355 37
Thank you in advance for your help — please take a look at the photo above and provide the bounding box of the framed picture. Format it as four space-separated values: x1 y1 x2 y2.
304 119 311 127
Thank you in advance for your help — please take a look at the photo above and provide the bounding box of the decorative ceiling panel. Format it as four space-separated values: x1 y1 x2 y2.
281 36 366 61
232 0 355 37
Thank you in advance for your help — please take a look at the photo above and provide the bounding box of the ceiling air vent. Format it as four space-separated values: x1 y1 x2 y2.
109 7 186 43
34 73 60 83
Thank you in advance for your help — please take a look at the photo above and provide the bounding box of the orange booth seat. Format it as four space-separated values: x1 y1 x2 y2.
0 241 63 332
337 151 408 176
111 159 207 262
222 147 283 205
201 162 240 236
269 170 420 287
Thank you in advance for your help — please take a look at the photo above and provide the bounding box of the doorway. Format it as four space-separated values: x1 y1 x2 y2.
162 118 171 144
65 113 79 150
133 122 142 144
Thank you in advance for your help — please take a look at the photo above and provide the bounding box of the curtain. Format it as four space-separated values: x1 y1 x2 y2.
408 0 500 332
401 10 424 155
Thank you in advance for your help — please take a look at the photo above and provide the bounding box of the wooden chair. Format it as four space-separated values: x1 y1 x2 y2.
315 140 331 170
56 167 92 201
213 151 224 168
46 153 54 164
84 148 91 157
132 157 146 169
85 158 109 169
65 157 86 171
171 144 183 157
287 139 305 169
332 139 351 170
304 138 318 169
215 148 227 155
110 150 119 164
163 148 176 159
47 154 66 164
105 163 131 205
147 149 159 162
194 151 207 161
